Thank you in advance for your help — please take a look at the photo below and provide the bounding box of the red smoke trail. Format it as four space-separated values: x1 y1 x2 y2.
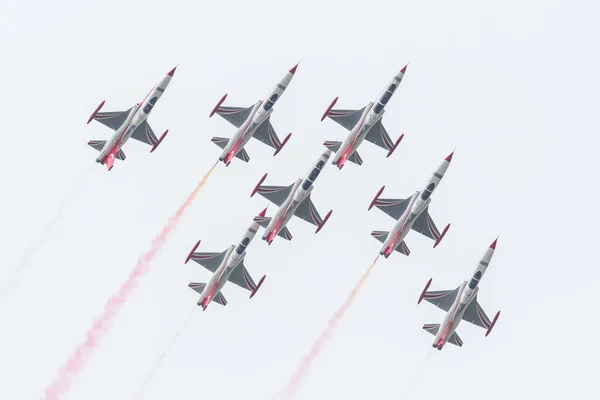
42 163 217 400
274 256 380 400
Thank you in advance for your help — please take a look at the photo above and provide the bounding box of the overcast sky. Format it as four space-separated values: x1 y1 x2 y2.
0 0 598 399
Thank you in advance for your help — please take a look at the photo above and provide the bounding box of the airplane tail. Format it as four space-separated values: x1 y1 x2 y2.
87 140 125 171
370 231 410 256
253 212 293 243
188 283 227 308
422 324 463 348
211 137 251 163
253 209 272 229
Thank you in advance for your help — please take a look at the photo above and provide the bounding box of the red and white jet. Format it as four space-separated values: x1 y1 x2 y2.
320 65 408 169
418 239 501 350
250 149 333 244
185 220 266 311
86 66 176 170
208 63 298 166
368 151 453 258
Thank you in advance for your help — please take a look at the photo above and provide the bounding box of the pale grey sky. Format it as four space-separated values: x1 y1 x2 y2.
0 0 598 399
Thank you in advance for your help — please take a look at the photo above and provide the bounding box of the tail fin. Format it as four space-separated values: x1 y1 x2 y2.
422 324 463 347
188 283 228 308
253 208 272 228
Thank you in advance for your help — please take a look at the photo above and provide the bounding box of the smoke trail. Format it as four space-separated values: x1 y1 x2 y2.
42 162 217 400
402 350 433 398
0 163 95 306
132 307 197 400
274 256 380 400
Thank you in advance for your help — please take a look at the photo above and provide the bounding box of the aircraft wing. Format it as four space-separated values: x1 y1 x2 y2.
294 194 326 227
130 120 161 147
227 262 259 293
252 117 284 150
420 285 461 312
461 295 495 330
371 196 412 220
411 206 443 242
364 120 396 151
187 249 228 273
212 103 258 128
323 105 367 131
254 182 295 207
91 107 134 131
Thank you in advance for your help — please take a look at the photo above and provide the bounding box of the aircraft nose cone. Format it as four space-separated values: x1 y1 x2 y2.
167 65 177 76
289 62 300 74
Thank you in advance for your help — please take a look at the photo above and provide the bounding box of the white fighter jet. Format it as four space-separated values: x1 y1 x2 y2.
208 63 299 166
368 151 454 258
417 238 502 350
320 65 408 169
250 149 333 244
185 220 266 310
86 66 176 171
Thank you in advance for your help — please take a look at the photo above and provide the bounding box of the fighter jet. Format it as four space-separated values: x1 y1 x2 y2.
320 65 408 169
368 151 454 258
250 149 333 244
417 239 501 350
208 63 299 166
185 220 266 311
86 66 176 171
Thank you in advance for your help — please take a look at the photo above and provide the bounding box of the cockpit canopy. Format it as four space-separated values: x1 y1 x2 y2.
263 93 279 111
302 160 325 191
373 83 397 115
236 237 250 254
420 182 435 200
143 96 158 114
468 271 482 289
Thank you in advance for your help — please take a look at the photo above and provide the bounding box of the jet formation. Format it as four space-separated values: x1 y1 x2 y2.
84 62 502 347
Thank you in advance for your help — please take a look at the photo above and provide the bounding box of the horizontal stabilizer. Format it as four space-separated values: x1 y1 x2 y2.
211 136 229 149
423 323 440 336
278 226 293 241
348 151 363 165
116 149 126 161
235 147 250 163
323 140 341 153
448 331 463 347
87 140 106 152
212 291 228 306
188 282 207 295
253 215 272 229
